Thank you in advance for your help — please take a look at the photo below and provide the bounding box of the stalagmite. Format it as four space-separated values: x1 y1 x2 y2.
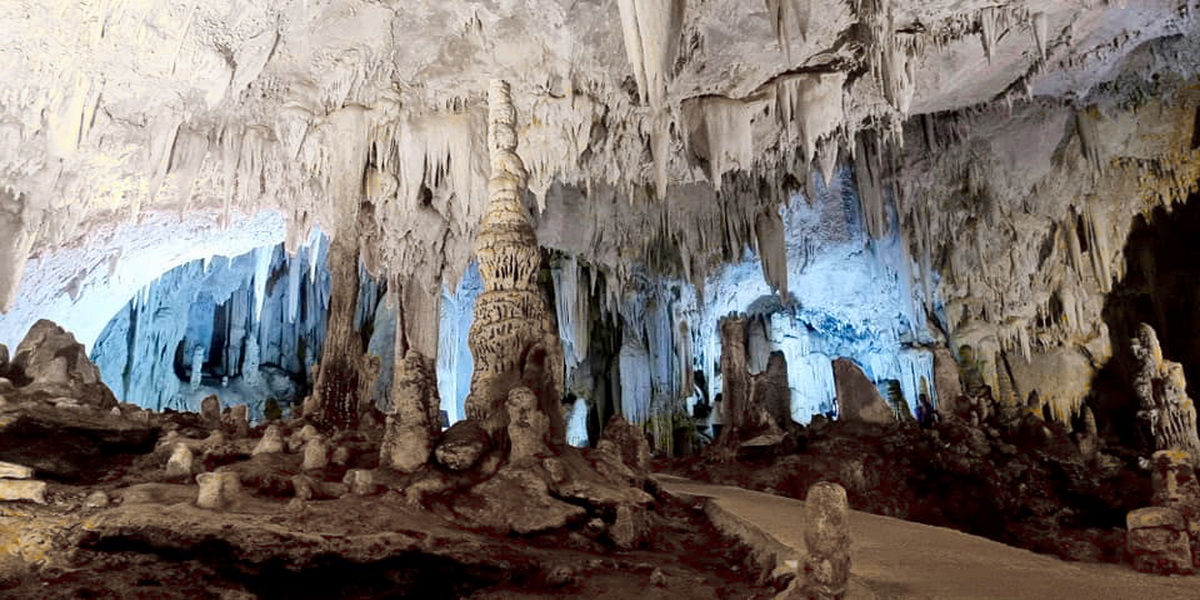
252 424 285 456
1132 324 1200 464
196 471 242 510
801 481 851 600
165 443 194 480
380 350 439 472
463 80 566 445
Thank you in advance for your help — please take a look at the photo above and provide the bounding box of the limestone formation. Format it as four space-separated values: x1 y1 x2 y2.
716 317 751 446
196 471 242 510
0 479 47 504
609 504 647 550
224 404 249 438
802 482 851 600
0 460 34 479
331 445 351 467
932 347 963 419
83 490 109 508
165 443 195 480
0 343 8 375
10 319 116 409
380 351 439 472
288 424 320 454
1151 450 1200 564
1076 406 1100 461
1127 506 1193 575
833 358 894 425
291 475 316 501
252 425 285 456
601 415 652 479
343 469 379 496
752 351 793 429
434 419 489 471
463 80 565 445
1132 324 1200 463
507 386 551 465
455 468 585 535
201 395 222 430
302 435 331 471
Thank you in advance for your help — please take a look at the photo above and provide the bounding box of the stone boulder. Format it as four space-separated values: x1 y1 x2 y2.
454 467 585 535
1127 506 1193 575
10 320 117 409
196 471 243 510
435 419 489 471
833 358 894 425
0 402 156 481
1151 449 1200 564
252 425 285 456
0 479 47 504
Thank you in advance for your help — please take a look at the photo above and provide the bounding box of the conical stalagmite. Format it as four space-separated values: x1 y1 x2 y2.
463 80 566 447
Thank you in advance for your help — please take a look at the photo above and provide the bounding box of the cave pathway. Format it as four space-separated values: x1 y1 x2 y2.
655 474 1198 599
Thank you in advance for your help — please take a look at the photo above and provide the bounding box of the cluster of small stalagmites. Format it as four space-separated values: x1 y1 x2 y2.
1132 323 1200 464
150 400 389 510
1127 450 1200 575
465 79 564 441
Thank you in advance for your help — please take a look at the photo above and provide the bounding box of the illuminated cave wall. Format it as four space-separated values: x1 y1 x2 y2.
694 167 938 424
90 232 332 416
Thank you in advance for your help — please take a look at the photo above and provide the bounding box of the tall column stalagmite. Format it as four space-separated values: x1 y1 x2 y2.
464 80 566 446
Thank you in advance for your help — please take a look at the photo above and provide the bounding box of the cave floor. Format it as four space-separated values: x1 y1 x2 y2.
0 482 777 599
658 474 1199 599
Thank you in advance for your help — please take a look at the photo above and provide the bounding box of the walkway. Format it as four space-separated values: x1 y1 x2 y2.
655 474 1200 599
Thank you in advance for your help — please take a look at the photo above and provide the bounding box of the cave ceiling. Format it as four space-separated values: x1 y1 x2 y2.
1 0 1198 309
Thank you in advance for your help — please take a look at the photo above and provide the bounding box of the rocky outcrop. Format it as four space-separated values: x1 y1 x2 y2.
1132 324 1200 463
833 358 894 425
1127 507 1193 575
10 319 116 409
434 419 489 471
715 317 790 450
1150 450 1200 566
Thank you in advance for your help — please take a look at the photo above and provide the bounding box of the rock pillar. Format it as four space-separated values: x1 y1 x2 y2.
803 481 851 599
1133 324 1200 463
463 80 565 446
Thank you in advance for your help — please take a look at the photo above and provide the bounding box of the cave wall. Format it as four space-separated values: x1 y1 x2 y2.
899 67 1200 427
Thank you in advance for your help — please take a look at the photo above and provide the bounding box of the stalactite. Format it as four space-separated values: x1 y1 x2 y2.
615 0 685 110
766 0 813 62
